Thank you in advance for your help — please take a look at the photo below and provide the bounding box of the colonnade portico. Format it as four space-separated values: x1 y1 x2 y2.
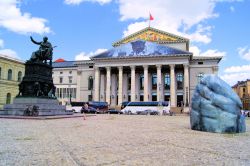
94 64 190 107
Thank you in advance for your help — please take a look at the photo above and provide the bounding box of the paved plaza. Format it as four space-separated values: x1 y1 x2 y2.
0 115 250 166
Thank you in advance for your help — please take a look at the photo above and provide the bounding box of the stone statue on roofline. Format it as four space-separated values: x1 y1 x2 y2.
29 36 55 65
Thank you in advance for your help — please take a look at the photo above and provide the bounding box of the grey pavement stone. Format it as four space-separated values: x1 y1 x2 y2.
0 115 249 166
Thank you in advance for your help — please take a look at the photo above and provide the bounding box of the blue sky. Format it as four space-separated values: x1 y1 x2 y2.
0 0 249 85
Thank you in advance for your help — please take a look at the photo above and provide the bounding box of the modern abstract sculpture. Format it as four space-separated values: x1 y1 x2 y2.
190 75 246 133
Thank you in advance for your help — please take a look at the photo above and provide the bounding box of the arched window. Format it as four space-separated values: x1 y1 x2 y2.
140 74 144 90
164 73 170 90
18 71 22 82
7 69 12 80
197 73 204 83
152 74 157 90
6 93 11 104
176 73 183 89
88 76 93 90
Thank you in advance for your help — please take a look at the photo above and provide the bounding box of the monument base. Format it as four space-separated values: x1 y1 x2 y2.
0 97 73 116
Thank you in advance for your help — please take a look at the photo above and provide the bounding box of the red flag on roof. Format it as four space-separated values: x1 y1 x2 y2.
149 13 154 20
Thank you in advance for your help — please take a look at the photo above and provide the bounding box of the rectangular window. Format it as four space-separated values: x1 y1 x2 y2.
88 95 92 101
164 74 170 90
59 88 62 98
72 88 76 98
69 76 73 84
152 74 157 90
140 75 144 90
128 75 131 90
60 77 63 83
66 88 70 98
89 66 93 68
198 62 203 65
60 71 63 74
63 88 66 98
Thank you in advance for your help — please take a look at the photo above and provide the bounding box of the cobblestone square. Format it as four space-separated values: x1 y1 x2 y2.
0 115 250 166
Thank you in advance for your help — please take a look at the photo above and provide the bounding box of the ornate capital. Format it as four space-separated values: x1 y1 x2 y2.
94 66 99 71
106 66 111 71
156 64 162 70
183 64 189 69
118 66 123 71
130 65 135 70
143 65 148 70
169 64 175 69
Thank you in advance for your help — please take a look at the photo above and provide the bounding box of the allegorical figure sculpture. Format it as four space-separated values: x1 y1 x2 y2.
30 36 54 65
190 75 246 133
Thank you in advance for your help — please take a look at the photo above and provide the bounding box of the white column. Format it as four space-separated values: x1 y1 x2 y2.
111 74 117 106
118 66 123 105
143 65 149 101
76 70 81 101
157 65 162 101
170 64 176 107
94 67 100 101
123 74 128 101
106 67 111 105
100 74 105 102
131 66 136 101
184 64 190 107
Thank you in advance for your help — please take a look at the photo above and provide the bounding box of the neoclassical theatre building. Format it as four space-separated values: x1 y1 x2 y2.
53 27 222 108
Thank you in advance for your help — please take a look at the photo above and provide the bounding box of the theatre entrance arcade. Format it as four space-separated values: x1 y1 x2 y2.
93 64 188 108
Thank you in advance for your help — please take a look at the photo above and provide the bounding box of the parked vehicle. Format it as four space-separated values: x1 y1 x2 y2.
136 109 159 115
121 101 170 115
121 101 130 110
107 109 123 114
81 101 109 114
81 106 98 114
68 102 87 113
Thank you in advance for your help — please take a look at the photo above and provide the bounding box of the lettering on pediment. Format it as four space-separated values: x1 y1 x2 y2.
121 30 178 45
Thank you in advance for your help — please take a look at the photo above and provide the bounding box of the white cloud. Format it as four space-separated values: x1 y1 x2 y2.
200 49 226 57
230 6 235 12
64 0 112 5
0 39 4 48
75 52 91 60
0 49 19 59
221 63 250 86
0 0 50 34
220 73 250 86
118 0 243 44
190 46 200 57
190 45 226 57
75 48 107 61
224 65 250 73
238 46 250 61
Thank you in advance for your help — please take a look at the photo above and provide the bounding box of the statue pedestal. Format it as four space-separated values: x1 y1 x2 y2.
1 97 73 116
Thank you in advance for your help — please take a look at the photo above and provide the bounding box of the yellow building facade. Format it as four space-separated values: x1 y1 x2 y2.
232 80 250 110
0 54 24 108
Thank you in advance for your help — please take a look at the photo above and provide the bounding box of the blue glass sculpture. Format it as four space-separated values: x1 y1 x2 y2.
190 75 246 133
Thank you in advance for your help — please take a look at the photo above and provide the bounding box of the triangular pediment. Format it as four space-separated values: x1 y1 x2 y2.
92 40 192 59
112 27 189 47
